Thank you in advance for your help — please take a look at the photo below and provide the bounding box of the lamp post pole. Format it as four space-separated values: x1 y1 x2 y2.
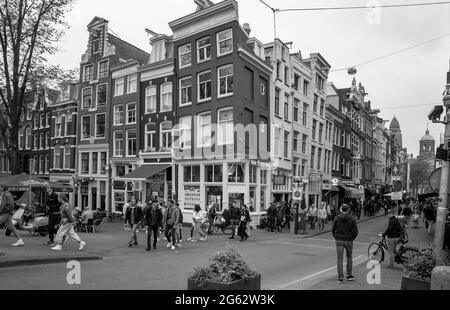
104 162 113 218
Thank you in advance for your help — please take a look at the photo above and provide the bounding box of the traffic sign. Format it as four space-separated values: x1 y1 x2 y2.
293 188 303 201
393 181 403 192
392 176 401 181
391 192 403 201
358 185 364 193
392 165 400 176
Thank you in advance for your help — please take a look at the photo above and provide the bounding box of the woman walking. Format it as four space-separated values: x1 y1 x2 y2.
51 194 86 251
238 205 251 242
307 203 318 230
192 204 207 242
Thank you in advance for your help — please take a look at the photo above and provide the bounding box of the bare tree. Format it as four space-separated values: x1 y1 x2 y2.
410 159 434 194
0 0 74 174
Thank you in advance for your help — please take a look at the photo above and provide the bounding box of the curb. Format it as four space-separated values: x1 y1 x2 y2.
0 255 103 269
298 213 386 239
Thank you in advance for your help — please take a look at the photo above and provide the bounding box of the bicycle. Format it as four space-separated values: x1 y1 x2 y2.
201 216 233 235
368 232 419 265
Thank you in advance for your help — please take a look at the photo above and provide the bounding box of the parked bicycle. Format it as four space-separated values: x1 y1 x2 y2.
201 216 233 235
368 232 419 265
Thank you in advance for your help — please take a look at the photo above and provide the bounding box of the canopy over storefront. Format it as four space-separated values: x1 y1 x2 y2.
0 174 73 192
122 164 171 180
339 184 363 199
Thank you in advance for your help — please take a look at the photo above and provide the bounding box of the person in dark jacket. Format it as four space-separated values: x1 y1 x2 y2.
332 204 358 283
0 184 24 247
267 203 277 232
124 197 143 247
229 203 241 239
443 221 450 251
44 187 61 246
238 205 251 242
276 203 285 233
382 212 403 268
143 200 163 251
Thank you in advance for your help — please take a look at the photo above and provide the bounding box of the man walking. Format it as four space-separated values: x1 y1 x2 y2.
332 204 358 284
163 200 179 250
0 184 24 247
229 203 241 240
143 200 163 251
267 203 277 232
124 197 143 247
44 187 61 246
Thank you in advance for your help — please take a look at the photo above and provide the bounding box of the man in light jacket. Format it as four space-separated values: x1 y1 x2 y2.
332 204 358 284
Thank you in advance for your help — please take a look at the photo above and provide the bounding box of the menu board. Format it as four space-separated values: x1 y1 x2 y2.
184 186 201 210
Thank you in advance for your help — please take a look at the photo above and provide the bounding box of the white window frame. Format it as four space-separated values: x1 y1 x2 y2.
126 129 137 157
46 112 51 128
113 131 124 157
95 113 106 139
218 64 233 98
144 123 156 152
45 132 50 149
218 107 234 146
83 64 93 82
197 36 211 63
39 114 45 129
98 59 109 79
179 76 192 107
45 155 50 173
160 121 172 151
126 103 137 124
25 127 31 149
64 146 71 170
54 148 61 170
178 116 192 149
197 112 211 148
96 83 108 107
81 115 91 140
114 77 125 97
127 73 137 94
160 82 172 112
82 87 93 109
145 85 157 114
18 129 24 150
55 115 62 138
113 105 124 126
217 28 233 57
178 44 192 69
198 70 212 102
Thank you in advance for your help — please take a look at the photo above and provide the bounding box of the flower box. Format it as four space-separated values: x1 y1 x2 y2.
187 274 261 291
401 276 431 290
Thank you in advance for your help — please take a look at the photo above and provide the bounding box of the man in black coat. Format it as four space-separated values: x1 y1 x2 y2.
332 204 358 284
267 203 277 232
143 200 163 251
124 197 143 247
229 203 241 240
44 187 62 246
382 212 403 268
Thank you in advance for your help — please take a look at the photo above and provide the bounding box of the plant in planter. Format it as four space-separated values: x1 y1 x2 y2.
188 248 261 290
401 249 450 290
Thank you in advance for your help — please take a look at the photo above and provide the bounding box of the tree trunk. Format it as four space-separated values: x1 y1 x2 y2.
9 127 21 175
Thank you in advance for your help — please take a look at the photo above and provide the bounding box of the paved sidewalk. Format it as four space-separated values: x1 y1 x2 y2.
304 221 435 290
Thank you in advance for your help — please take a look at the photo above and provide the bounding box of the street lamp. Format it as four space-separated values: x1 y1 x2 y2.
104 162 113 216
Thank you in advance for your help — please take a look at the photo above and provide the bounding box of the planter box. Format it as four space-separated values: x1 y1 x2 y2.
187 274 261 291
401 276 431 290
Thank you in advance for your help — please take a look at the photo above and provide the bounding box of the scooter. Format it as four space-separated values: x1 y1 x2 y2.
5 204 49 237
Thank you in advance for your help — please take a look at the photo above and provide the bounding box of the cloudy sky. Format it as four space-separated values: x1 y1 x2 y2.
49 0 450 156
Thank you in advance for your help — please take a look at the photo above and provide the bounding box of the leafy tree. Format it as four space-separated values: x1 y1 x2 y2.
410 158 435 194
0 0 74 174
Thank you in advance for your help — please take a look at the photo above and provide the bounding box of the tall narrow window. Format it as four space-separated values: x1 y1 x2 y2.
127 103 136 124
114 106 123 125
92 152 98 174
179 77 192 106
218 65 233 97
275 89 280 116
18 129 24 150
98 60 109 79
160 83 172 112
218 108 233 146
126 130 137 157
145 123 156 152
97 84 107 106
284 94 289 120
64 147 71 170
178 116 192 149
55 116 62 138
284 131 289 158
83 65 93 82
114 131 124 157
160 122 172 151
197 113 211 147
197 36 211 63
198 71 212 102
95 114 106 138
25 127 31 149
217 29 233 56
145 85 157 113
45 155 50 173
81 116 90 139
54 148 61 170
114 77 124 96
303 103 308 126
127 74 137 93
179 44 191 68
40 114 45 128
81 153 89 174
82 88 92 109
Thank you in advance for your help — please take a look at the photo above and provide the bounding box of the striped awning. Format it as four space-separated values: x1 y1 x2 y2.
340 184 363 199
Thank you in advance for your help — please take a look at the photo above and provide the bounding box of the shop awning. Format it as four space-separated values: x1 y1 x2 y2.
340 184 363 199
122 164 171 180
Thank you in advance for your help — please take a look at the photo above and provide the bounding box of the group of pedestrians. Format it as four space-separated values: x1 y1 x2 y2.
266 202 291 233
228 203 252 242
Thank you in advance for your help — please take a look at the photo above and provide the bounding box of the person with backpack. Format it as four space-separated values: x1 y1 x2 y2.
51 194 86 251
0 184 24 247
382 212 404 268
143 200 163 251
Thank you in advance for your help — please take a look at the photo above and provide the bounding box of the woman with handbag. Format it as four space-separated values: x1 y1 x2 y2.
192 204 207 242
51 194 86 251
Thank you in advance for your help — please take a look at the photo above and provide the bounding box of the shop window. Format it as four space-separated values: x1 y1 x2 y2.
184 165 200 183
228 164 245 183
205 165 223 183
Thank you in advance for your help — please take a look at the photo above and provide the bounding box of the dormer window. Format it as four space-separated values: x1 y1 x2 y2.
92 39 100 54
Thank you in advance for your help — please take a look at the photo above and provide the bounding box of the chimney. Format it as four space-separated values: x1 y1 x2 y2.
243 23 251 36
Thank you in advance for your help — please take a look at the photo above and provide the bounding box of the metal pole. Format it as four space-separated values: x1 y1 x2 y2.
434 68 450 263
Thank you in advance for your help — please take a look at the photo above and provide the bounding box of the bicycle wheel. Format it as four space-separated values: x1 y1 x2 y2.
221 225 233 235
398 247 420 265
368 243 384 264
